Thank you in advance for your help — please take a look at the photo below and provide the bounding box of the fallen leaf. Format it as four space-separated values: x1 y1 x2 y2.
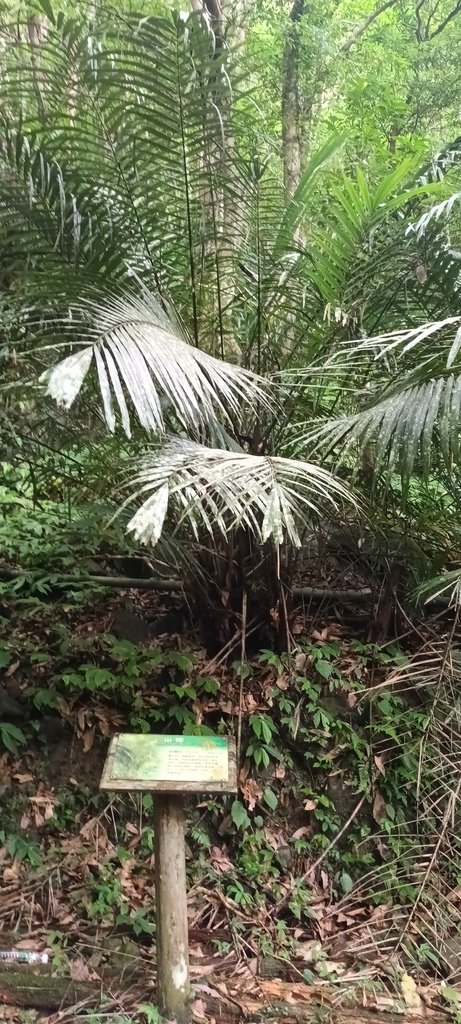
82 726 96 752
77 708 87 732
312 629 328 641
372 789 386 823
69 958 91 981
401 973 422 1009
374 754 386 776
211 845 233 873
304 798 318 811
191 999 207 1019
241 777 262 811
189 945 205 959
5 661 20 677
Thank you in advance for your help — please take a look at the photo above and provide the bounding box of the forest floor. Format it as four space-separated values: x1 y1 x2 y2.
0 566 459 1024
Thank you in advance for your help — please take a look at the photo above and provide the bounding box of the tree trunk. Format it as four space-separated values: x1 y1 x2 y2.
281 0 305 196
190 0 246 360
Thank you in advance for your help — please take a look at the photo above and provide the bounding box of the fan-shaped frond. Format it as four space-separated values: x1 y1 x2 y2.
122 438 353 548
39 289 270 438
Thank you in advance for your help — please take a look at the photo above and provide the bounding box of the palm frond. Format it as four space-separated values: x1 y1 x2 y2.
410 192 461 240
39 289 270 438
417 567 461 608
122 438 353 547
0 6 238 331
416 134 461 185
295 316 461 481
271 134 346 261
300 375 461 482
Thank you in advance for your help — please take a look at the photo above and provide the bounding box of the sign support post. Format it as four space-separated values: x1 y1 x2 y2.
154 793 190 1022
100 734 237 1024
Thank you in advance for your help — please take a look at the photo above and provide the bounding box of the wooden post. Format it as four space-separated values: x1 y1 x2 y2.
154 794 190 1024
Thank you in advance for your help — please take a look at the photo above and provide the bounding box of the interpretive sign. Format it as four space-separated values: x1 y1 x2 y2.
100 733 237 792
100 732 237 1022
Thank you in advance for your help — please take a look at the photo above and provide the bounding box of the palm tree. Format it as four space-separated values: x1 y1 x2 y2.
0 1 353 651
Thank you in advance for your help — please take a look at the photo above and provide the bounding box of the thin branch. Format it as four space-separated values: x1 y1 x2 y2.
415 0 425 41
341 0 398 54
427 0 461 38
424 0 443 40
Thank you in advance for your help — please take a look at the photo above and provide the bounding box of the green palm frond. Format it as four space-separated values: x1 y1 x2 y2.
122 438 353 548
271 134 347 262
418 567 461 608
307 160 437 326
39 289 270 438
0 6 237 326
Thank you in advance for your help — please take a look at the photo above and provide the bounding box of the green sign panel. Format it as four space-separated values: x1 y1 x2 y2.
100 733 237 792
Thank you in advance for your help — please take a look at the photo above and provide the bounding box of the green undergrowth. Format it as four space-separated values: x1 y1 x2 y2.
0 581 433 968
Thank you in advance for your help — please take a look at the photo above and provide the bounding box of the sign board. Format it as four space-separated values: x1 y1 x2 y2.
100 734 237 792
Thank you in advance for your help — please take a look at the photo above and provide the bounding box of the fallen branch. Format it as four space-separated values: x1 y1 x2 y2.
294 586 372 602
1 566 370 601
0 567 182 592
0 566 452 608
0 967 102 1010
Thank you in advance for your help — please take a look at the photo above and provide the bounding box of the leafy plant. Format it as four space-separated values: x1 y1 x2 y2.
0 723 27 755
